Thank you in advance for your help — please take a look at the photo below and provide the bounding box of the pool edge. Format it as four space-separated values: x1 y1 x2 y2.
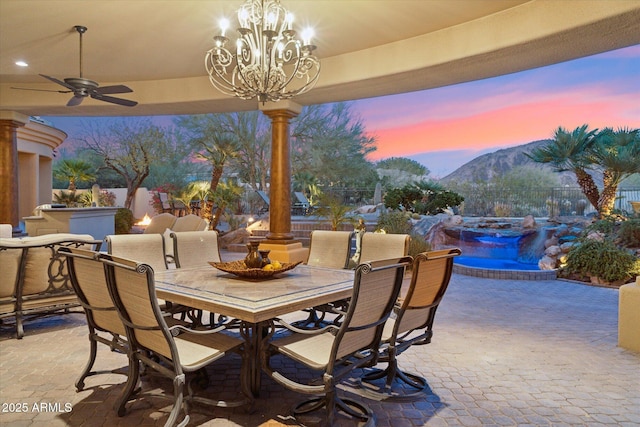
453 264 557 281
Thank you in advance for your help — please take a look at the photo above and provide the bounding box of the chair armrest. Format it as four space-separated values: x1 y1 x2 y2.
273 317 340 335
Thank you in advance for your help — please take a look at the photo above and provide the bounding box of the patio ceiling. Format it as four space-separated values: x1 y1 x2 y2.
1 0 639 117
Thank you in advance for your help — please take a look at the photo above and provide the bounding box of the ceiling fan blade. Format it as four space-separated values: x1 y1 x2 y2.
67 95 85 107
91 93 138 107
94 84 133 95
40 74 76 91
11 86 72 93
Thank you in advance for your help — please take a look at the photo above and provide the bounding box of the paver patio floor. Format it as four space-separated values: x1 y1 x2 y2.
1 272 638 426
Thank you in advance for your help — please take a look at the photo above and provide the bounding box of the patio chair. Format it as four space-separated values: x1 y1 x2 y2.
170 230 221 269
143 213 177 234
256 190 270 215
0 224 12 238
306 230 353 269
360 248 461 399
157 192 173 214
295 230 354 327
106 234 168 272
262 256 411 426
102 255 252 426
57 246 129 392
355 232 411 265
292 192 311 215
170 230 224 326
172 214 208 232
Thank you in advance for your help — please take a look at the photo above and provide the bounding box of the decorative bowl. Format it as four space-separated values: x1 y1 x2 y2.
209 260 302 279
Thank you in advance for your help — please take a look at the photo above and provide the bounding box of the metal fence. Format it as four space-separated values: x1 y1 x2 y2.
234 186 640 218
454 187 640 217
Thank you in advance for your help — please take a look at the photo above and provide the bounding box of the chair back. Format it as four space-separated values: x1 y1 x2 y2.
173 214 208 232
0 224 12 238
102 256 175 361
171 231 221 268
143 213 177 234
358 232 410 264
393 248 461 337
331 257 411 365
106 234 168 271
256 190 270 205
306 230 353 269
57 246 125 337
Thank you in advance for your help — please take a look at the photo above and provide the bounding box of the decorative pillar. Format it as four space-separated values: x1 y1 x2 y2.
0 113 28 233
258 101 308 263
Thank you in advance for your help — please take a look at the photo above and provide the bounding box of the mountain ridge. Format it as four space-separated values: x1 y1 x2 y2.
438 139 577 185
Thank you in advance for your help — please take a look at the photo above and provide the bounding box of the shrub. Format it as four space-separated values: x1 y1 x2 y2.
416 190 464 215
376 210 412 234
53 190 81 207
79 189 117 207
584 217 617 237
616 219 640 248
564 239 640 283
408 232 431 258
114 208 134 234
494 202 512 217
383 186 423 211
384 183 464 215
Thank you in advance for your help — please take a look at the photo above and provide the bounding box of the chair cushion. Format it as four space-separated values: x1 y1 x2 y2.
270 331 336 370
175 331 242 369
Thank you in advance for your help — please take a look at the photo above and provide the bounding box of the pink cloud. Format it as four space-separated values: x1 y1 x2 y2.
367 92 640 160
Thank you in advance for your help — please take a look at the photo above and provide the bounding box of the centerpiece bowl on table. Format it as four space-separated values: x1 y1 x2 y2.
209 260 302 279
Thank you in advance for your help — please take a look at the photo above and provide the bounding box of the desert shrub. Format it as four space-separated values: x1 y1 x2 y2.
564 239 640 283
384 183 464 215
79 189 117 207
384 186 423 211
376 210 412 234
494 202 512 217
150 184 180 214
408 233 431 258
416 190 464 215
53 190 82 207
114 208 134 234
583 217 618 238
618 219 640 248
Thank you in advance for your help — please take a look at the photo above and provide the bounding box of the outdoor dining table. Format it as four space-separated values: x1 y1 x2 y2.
154 263 354 396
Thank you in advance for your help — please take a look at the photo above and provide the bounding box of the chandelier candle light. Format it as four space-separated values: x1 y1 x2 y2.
205 0 320 103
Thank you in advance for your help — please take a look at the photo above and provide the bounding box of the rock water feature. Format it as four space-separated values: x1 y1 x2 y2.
420 215 587 280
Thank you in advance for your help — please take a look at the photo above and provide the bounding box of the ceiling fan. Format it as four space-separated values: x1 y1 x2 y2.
12 25 137 107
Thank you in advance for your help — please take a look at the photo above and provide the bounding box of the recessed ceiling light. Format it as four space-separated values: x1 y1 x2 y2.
15 61 29 67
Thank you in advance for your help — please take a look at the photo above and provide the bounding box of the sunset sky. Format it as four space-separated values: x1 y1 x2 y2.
353 44 640 177
44 44 640 178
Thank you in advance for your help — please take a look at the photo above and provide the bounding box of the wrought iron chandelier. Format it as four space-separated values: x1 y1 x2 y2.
205 0 320 103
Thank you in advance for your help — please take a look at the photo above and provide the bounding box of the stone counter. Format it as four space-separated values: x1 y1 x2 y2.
23 207 118 241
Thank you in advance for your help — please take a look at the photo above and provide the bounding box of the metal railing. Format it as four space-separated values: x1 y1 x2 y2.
454 187 640 217
231 186 640 218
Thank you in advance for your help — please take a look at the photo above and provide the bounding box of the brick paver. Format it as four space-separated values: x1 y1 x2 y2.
1 273 638 426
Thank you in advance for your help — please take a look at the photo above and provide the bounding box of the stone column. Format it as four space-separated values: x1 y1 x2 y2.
0 112 28 232
258 101 308 263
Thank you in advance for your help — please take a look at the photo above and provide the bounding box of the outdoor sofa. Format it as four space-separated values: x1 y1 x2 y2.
0 233 102 339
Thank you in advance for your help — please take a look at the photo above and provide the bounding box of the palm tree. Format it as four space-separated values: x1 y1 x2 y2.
526 125 600 213
591 127 640 217
173 181 210 215
209 181 244 230
176 115 241 227
314 193 355 231
53 159 95 192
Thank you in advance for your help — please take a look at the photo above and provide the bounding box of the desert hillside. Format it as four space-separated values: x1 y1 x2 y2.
438 140 578 185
